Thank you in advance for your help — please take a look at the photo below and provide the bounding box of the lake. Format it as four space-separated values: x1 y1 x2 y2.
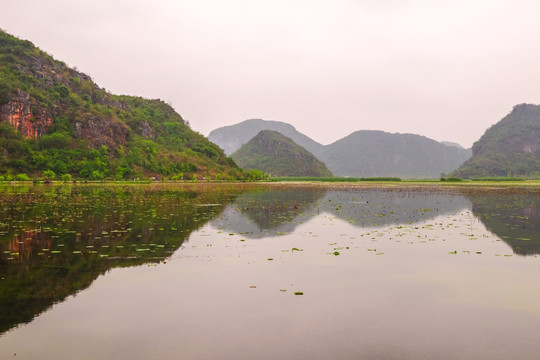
0 183 539 359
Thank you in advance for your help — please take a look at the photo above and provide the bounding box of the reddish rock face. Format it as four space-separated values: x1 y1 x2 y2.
0 89 52 138
1 89 128 151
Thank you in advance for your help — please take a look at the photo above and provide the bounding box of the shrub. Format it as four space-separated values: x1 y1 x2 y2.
42 170 56 181
90 170 104 180
15 173 30 181
60 174 72 182
39 132 70 149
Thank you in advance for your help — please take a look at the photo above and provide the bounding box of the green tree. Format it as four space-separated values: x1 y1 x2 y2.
42 170 56 181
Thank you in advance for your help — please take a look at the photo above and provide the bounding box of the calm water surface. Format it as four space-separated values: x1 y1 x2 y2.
0 183 539 359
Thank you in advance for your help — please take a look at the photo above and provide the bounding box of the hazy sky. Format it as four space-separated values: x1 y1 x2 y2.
2 0 540 148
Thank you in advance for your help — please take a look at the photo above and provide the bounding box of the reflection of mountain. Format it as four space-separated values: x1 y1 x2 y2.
321 190 470 227
0 184 241 335
212 189 327 237
469 194 540 255
212 188 470 238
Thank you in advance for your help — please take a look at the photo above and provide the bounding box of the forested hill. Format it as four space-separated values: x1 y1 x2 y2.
455 104 540 178
0 29 240 180
231 130 333 177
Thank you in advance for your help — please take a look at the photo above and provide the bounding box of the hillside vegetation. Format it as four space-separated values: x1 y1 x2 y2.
455 104 540 178
231 130 333 177
0 30 240 180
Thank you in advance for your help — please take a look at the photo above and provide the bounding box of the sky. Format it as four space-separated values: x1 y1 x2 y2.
2 0 540 148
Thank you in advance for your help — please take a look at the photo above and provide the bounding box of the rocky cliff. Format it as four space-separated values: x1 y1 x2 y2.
1 89 53 138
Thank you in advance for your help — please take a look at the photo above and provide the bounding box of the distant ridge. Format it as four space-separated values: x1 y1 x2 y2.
319 130 472 178
210 120 472 178
231 130 332 177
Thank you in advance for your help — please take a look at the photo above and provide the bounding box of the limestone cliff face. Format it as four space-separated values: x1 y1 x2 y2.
0 34 130 148
74 115 128 150
503 135 540 155
0 87 128 150
0 89 53 138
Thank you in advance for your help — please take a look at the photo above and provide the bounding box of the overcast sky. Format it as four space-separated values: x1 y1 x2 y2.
2 0 540 148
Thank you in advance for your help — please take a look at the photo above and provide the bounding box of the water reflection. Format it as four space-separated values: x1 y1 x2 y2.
212 188 539 257
213 188 471 237
212 188 327 237
469 193 540 255
0 183 539 344
0 183 244 334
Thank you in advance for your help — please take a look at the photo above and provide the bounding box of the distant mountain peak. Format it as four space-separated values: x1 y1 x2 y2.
441 141 465 149
208 118 324 156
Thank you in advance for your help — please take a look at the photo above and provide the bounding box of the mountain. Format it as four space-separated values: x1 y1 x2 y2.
0 30 240 180
318 130 472 178
441 141 465 149
455 104 540 178
231 130 332 177
208 119 325 156
210 119 471 178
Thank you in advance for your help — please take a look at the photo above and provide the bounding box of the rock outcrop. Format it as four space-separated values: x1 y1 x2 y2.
0 89 53 138
74 116 128 150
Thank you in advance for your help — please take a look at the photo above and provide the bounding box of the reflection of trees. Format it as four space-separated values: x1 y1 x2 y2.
0 184 242 335
469 194 540 255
